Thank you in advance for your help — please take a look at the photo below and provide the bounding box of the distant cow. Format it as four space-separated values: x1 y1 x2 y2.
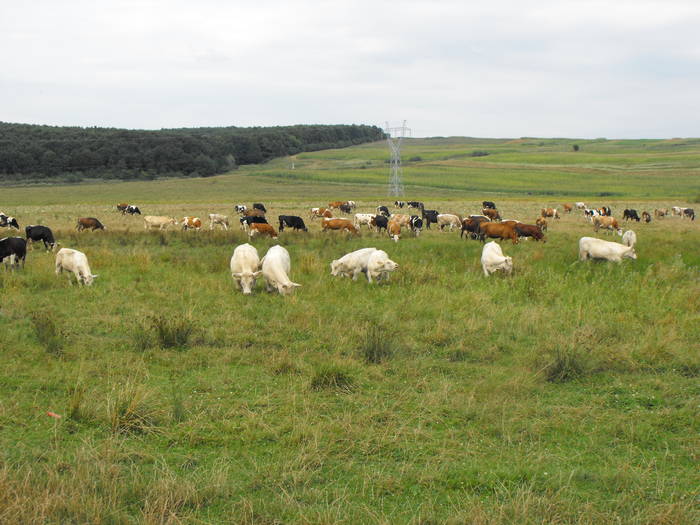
437 213 461 231
55 248 97 285
641 211 652 223
235 204 247 214
310 207 331 219
388 219 401 242
182 217 202 231
481 241 513 276
422 209 439 229
0 237 27 269
239 216 268 231
598 206 612 216
593 216 622 235
394 201 406 208
683 208 695 220
623 209 640 222
353 213 375 230
143 216 176 230
278 215 308 232
654 208 668 219
25 225 58 251
621 230 637 248
125 205 141 215
515 223 546 242
209 213 229 230
376 205 390 217
535 217 548 231
346 201 357 209
339 203 353 214
409 215 423 236
76 217 105 231
248 223 278 239
575 202 586 210
243 208 266 218
563 203 573 213
579 237 636 262
482 201 496 210
253 203 267 213
540 208 560 219
479 222 518 244
0 214 19 230
460 216 489 239
482 208 501 221
407 201 424 210
371 215 389 233
321 218 359 235
116 203 129 213
328 201 345 209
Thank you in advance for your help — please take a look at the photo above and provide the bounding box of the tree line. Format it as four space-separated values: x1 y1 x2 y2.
0 122 385 183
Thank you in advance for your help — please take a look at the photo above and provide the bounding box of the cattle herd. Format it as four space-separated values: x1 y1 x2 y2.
0 199 696 292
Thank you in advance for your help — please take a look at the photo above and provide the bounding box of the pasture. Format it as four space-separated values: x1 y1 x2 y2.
1 138 700 523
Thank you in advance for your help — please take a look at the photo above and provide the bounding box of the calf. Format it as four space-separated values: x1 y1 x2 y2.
366 250 399 283
482 201 496 210
479 222 518 244
515 223 546 242
125 205 141 215
346 201 357 209
621 230 637 248
331 247 378 280
0 214 20 230
422 209 439 229
25 225 58 251
575 202 586 210
230 243 261 295
181 217 202 231
328 201 345 209
0 237 27 269
55 248 97 285
321 218 359 235
407 201 424 210
310 207 330 219
143 216 176 230
535 217 548 231
248 223 278 240
208 213 229 230
371 215 388 233
339 203 353 214
76 217 105 231
563 203 573 213
261 245 301 295
278 215 308 232
654 208 668 218
579 237 636 262
623 209 640 222
481 241 513 276
116 203 129 213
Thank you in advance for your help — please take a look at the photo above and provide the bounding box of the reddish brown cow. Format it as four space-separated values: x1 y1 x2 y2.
541 208 560 219
479 222 518 244
482 208 501 221
116 203 129 213
328 201 345 209
248 223 278 239
244 208 266 218
460 216 490 239
535 217 548 231
76 217 105 231
563 203 573 213
321 218 359 235
515 223 546 242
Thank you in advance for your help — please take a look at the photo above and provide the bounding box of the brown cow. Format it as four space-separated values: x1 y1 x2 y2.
479 222 518 244
515 223 546 242
641 211 652 223
389 214 411 227
593 216 621 235
541 208 560 219
76 217 105 231
460 216 489 239
388 220 401 242
310 207 330 219
116 203 129 213
535 217 548 231
482 208 501 221
563 203 573 213
182 216 202 231
654 208 668 218
321 218 359 235
248 223 278 239
244 209 266 218
328 201 345 209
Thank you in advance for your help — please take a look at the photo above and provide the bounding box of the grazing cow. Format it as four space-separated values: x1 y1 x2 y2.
598 206 612 216
55 248 97 285
76 217 105 231
623 209 640 222
346 201 357 209
240 216 268 231
230 243 261 295
641 211 652 223
407 201 424 210
621 230 637 248
481 241 513 276
235 204 247 214
654 208 668 218
143 216 176 230
422 209 439 229
409 215 423 236
208 213 229 230
367 250 399 283
261 245 301 295
321 218 359 235
535 217 548 231
515 223 546 242
253 203 267 213
482 201 496 210
353 213 375 230
482 208 501 221
278 215 308 232
376 205 390 217
0 214 20 230
310 207 330 219
563 203 573 213
330 247 377 280
394 201 406 208
0 237 27 269
682 208 695 220
371 215 389 233
540 208 560 219
182 217 202 231
579 237 636 262
671 206 684 216
388 220 401 242
460 216 489 239
437 213 461 231
575 202 586 210
339 203 353 214
125 205 141 215
328 201 345 210
389 214 411 227
116 203 129 213
243 208 266 218
248 223 278 240
593 216 622 235
479 222 518 244
25 225 58 251
584 209 600 222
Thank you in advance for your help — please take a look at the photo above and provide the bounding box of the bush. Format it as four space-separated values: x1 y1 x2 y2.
572 144 580 152
408 156 423 162
471 151 489 157
310 364 355 393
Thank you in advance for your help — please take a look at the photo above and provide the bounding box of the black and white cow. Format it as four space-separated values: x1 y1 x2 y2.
623 209 640 222
253 203 267 213
684 208 696 221
0 237 27 268
0 214 19 230
409 215 423 236
376 205 390 217
125 205 141 215
278 215 308 232
25 225 58 251
235 204 247 214
422 209 439 229
394 201 406 208
371 215 389 233
239 215 268 230
407 201 424 210
339 203 353 214
482 201 496 210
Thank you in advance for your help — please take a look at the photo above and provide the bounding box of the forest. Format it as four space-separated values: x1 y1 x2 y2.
0 122 384 183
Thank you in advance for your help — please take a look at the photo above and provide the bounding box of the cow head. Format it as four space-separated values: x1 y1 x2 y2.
84 274 99 286
278 281 301 295
330 260 342 276
234 270 262 295
502 257 513 274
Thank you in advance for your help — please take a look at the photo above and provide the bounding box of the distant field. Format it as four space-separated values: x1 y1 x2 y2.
1 138 699 523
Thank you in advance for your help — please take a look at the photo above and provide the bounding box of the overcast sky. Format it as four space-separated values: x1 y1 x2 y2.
2 0 699 138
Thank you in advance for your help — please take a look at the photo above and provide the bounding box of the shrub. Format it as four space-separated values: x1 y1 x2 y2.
572 144 580 152
310 364 355 393
408 156 423 162
30 312 65 357
471 150 489 157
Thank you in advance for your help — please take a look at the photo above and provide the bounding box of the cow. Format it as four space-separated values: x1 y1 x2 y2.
248 223 278 240
116 203 129 213
422 209 439 229
253 203 267 213
535 217 548 231
209 213 229 230
482 201 496 210
366 250 399 283
230 243 261 295
409 215 423 236
515 223 546 242
481 241 513 276
540 208 560 219
182 217 202 231
671 206 684 216
328 201 345 210
621 230 637 248
346 201 357 209
0 214 20 230
654 208 668 219
321 218 359 235
482 208 501 221
584 209 600 222
339 203 353 214
0 237 27 269
143 216 176 230
437 213 461 231
261 245 301 295
598 206 612 216
243 208 266 218
125 205 141 215
563 203 573 213
579 237 636 262
478 222 518 244
76 217 106 231
388 220 401 242
683 208 695 220
235 204 247 214
623 209 640 222
25 225 58 251
575 202 586 210
641 211 652 223
407 201 424 210
55 248 97 285
394 201 406 208
240 216 268 232
593 216 622 235
389 214 411 227
353 213 375 230
330 247 378 280
460 216 489 239
278 215 308 232
371 215 388 233
310 207 330 219
376 205 391 217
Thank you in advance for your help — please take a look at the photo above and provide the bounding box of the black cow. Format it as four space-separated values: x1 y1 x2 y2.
422 209 439 229
394 201 406 208
482 201 496 209
377 205 390 217
125 205 141 215
684 208 696 221
623 209 640 222
25 225 57 251
409 215 423 236
278 215 307 232
0 237 27 268
371 215 388 233
240 216 268 228
0 214 19 230
339 203 353 213
407 201 424 210
253 203 267 213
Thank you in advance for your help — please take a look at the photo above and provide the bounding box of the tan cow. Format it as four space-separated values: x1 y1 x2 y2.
144 216 178 230
321 218 359 235
541 208 560 219
593 216 622 235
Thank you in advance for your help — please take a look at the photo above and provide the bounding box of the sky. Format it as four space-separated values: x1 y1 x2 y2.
2 0 699 138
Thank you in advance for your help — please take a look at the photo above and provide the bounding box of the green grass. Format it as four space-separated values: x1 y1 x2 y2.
1 137 699 523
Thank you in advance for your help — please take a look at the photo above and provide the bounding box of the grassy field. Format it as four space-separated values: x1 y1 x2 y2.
1 138 699 523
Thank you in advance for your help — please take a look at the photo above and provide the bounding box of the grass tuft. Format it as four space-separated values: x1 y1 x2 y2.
310 364 356 393
30 312 65 357
108 380 161 435
150 315 197 350
540 347 588 383
360 322 394 364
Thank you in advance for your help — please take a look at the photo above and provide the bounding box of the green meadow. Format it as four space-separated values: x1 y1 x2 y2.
1 137 699 523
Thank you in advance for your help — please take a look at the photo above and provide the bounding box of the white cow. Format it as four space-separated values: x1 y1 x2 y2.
366 250 399 283
353 213 375 230
230 243 261 295
261 245 301 295
330 247 377 280
575 202 586 210
209 213 229 230
346 200 357 209
55 248 98 285
143 216 178 230
480 241 513 276
578 237 637 262
437 214 461 231
621 230 637 248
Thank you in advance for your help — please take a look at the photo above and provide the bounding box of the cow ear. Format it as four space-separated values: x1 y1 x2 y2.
291 282 302 287
92 274 99 279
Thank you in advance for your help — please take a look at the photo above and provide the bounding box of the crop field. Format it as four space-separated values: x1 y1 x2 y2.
1 138 699 524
